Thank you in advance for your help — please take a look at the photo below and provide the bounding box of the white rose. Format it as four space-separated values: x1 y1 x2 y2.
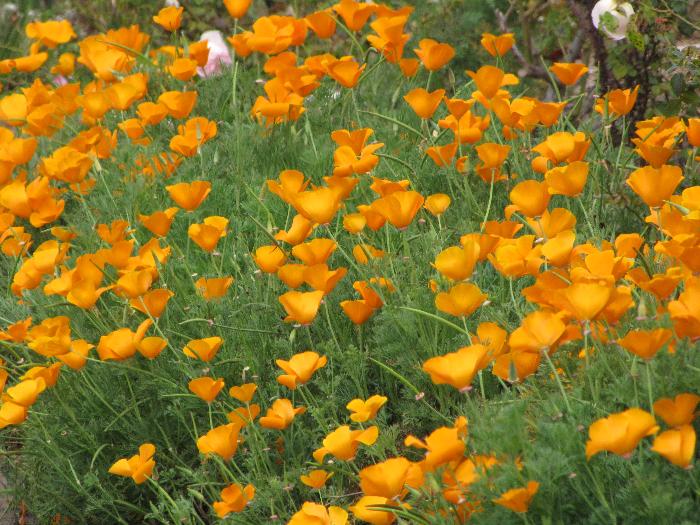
591 0 635 41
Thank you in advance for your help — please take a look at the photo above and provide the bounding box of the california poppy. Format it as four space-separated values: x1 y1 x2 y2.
213 483 255 518
108 443 155 484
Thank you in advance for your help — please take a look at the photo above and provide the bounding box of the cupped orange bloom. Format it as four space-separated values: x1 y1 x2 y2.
426 142 458 167
508 180 550 218
97 319 152 361
292 238 336 265
304 264 347 294
687 118 700 147
313 425 379 462
532 131 590 172
404 417 467 471
371 190 424 229
480 32 515 57
166 180 211 211
157 90 198 119
279 290 324 324
167 57 198 81
299 471 333 489
213 483 255 518
651 425 696 468
415 38 455 71
137 336 167 359
291 186 345 225
188 376 225 403
183 336 223 362
467 65 519 100
435 282 487 318
399 57 420 77
545 161 589 197
549 62 588 85
196 423 240 460
653 394 700 428
108 443 155 484
563 282 613 321
224 0 252 19
289 502 348 525
0 401 28 429
509 310 567 353
494 481 539 513
138 208 178 237
433 242 480 281
253 245 287 273
404 88 445 119
332 0 375 32
25 19 77 48
188 216 228 252
229 383 257 403
275 214 314 245
130 288 174 318
153 6 183 31
359 457 422 500
276 351 327 389
626 164 683 208
475 142 510 182
347 395 387 422
195 276 234 300
595 86 639 117
5 378 47 407
328 59 366 88
586 408 659 458
305 10 337 39
259 398 306 430
618 328 673 360
423 344 490 391
424 193 451 216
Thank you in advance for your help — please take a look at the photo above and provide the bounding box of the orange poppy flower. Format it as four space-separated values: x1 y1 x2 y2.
183 336 223 362
157 90 198 119
196 423 240 460
213 483 255 518
97 319 152 361
254 245 287 273
138 208 178 237
424 194 451 216
305 10 337 39
291 186 345 225
371 190 424 229
188 377 225 403
195 276 234 300
595 86 639 117
188 216 228 252
299 470 333 489
290 503 348 525
167 57 198 81
347 395 387 422
153 6 183 32
586 408 659 458
404 417 467 471
398 58 420 77
687 118 700 147
549 62 588 85
275 214 314 245
25 19 77 48
651 425 696 468
467 65 519 100
259 398 306 430
313 425 379 462
108 443 155 484
224 0 252 19
508 180 551 218
433 242 480 281
130 288 174 318
480 32 515 56
653 393 700 428
279 290 324 324
276 351 327 389
545 161 589 197
229 383 257 403
404 88 445 119
137 336 167 359
166 180 211 211
328 59 366 88
626 164 683 208
618 328 673 360
292 238 337 265
423 344 490 391
414 38 455 71
435 282 487 318
332 0 376 32
494 481 539 513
